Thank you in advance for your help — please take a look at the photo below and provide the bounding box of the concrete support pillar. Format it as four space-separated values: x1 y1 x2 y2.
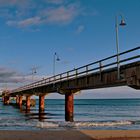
39 95 45 112
26 96 31 112
19 96 23 107
16 96 19 104
3 96 10 105
65 93 74 122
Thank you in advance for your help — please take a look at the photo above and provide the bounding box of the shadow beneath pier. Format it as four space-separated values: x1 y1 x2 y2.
25 112 50 121
9 103 49 121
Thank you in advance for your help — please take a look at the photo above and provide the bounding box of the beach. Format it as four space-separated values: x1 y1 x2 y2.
0 130 140 140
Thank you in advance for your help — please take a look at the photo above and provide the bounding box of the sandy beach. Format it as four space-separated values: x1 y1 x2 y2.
0 130 140 140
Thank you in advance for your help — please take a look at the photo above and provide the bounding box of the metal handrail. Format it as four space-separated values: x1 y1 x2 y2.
11 46 140 93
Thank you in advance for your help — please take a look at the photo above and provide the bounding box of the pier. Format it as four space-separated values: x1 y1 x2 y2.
2 47 140 122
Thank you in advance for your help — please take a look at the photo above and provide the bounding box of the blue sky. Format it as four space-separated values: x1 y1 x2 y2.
0 0 140 98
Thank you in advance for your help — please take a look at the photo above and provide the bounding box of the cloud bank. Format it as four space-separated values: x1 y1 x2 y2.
0 0 83 28
0 66 43 90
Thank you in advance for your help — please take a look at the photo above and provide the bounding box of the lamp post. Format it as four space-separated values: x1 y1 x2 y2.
115 14 126 80
31 67 37 82
53 52 60 77
4 81 7 91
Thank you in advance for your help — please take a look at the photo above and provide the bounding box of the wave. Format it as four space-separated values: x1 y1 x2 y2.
37 122 59 128
74 121 133 127
37 120 134 129
0 119 135 130
0 122 35 127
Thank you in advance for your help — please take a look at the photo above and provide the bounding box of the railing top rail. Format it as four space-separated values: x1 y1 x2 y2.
52 46 140 75
11 46 140 93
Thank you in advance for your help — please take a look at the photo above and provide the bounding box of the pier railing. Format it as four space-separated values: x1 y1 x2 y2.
11 46 140 93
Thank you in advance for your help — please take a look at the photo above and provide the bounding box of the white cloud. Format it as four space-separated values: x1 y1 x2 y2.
0 67 22 83
6 3 81 28
0 0 97 29
45 4 80 24
76 25 85 33
0 66 45 90
0 66 34 83
7 17 41 27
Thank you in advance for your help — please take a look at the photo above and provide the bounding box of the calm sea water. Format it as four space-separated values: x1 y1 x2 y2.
0 98 140 130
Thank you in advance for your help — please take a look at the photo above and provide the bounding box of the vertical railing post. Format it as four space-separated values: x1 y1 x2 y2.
86 65 88 75
67 72 69 87
86 65 89 85
75 69 78 85
52 75 56 89
48 78 50 84
60 74 62 81
75 69 78 77
54 75 56 82
67 72 69 80
99 61 103 81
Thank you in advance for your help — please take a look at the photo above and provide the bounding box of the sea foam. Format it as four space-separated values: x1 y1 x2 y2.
37 120 133 129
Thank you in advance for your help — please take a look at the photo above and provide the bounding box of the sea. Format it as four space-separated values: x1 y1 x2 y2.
0 98 140 130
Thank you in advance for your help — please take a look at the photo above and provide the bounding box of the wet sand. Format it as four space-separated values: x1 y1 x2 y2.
0 130 140 140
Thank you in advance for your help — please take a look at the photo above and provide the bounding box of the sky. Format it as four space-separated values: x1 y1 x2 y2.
0 0 140 98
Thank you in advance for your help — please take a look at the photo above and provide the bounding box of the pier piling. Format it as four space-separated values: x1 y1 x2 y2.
65 93 74 122
26 96 31 112
19 96 23 108
16 96 19 104
3 96 10 105
39 95 45 112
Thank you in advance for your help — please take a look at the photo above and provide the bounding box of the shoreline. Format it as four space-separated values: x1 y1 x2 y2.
0 130 140 140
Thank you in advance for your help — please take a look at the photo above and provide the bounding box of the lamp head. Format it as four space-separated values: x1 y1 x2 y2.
56 57 60 61
119 19 126 26
34 70 37 74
